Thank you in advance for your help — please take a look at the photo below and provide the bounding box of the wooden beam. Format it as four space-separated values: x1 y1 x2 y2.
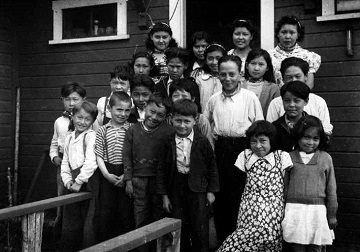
22 211 44 252
0 192 92 220
80 218 182 252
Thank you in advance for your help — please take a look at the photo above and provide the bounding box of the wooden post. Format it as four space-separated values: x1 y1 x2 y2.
22 211 44 252
156 229 181 252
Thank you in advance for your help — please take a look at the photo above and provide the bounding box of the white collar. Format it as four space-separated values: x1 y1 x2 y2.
175 129 194 142
246 150 275 169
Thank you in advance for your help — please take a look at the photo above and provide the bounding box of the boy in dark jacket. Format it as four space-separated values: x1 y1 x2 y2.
157 99 219 252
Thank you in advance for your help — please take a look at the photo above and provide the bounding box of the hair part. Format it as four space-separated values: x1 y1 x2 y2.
165 47 190 65
280 80 310 100
61 82 86 98
275 15 305 42
292 115 329 150
109 91 132 107
246 120 277 152
130 75 155 93
72 101 98 122
244 48 275 82
172 99 198 118
280 57 309 78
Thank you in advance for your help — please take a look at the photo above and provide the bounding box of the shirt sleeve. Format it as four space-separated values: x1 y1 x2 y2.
266 97 282 122
197 115 214 150
315 96 333 135
234 151 246 172
324 152 338 220
308 51 321 73
75 132 98 185
61 135 72 186
249 93 264 122
203 97 214 124
280 150 293 171
95 126 105 159
95 97 106 127
49 120 60 163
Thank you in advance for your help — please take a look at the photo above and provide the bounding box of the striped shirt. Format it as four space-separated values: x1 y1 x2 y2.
95 121 132 165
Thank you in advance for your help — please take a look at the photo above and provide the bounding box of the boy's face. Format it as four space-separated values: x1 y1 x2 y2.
219 61 241 94
172 113 196 138
282 91 308 119
62 92 84 113
73 108 94 135
171 89 194 103
168 58 187 80
283 66 308 84
132 86 153 110
110 78 130 93
144 102 167 129
109 101 131 125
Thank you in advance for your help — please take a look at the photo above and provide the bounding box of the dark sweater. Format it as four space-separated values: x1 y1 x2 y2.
123 122 174 180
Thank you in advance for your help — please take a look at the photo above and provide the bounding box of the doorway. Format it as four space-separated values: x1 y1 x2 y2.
186 0 261 50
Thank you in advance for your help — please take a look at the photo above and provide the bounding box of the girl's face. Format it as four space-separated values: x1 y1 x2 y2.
62 92 84 113
110 78 130 93
73 108 94 136
134 57 152 76
232 27 253 50
282 91 308 119
219 61 241 94
247 56 268 80
151 31 171 52
131 86 152 110
193 39 208 61
277 24 299 49
206 50 224 74
250 134 271 157
168 58 187 80
298 127 320 154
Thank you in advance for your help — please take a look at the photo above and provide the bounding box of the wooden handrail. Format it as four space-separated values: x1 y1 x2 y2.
0 192 92 221
80 217 182 252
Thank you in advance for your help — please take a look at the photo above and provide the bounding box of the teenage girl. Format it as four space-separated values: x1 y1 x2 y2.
185 31 211 78
218 120 292 251
195 43 226 113
228 19 257 80
145 22 178 82
283 115 337 252
129 51 155 78
243 48 280 118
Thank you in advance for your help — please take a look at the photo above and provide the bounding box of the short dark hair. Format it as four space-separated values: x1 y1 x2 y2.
189 31 211 49
130 75 155 93
230 19 257 40
275 15 305 42
218 54 242 73
292 115 329 150
109 91 132 107
129 51 156 77
165 47 190 65
245 48 275 83
202 43 227 74
169 78 196 100
147 92 172 114
246 120 278 152
61 82 86 98
72 101 98 122
110 65 132 80
280 81 310 100
280 57 309 78
145 22 178 51
172 99 198 118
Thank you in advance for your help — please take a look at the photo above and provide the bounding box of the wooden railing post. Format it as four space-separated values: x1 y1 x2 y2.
156 229 181 252
22 211 44 252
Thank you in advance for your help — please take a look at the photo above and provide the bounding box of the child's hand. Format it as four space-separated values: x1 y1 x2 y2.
53 156 62 167
125 181 134 198
70 182 82 193
66 181 74 190
106 173 121 186
162 195 172 213
115 174 124 187
207 192 215 206
328 217 338 229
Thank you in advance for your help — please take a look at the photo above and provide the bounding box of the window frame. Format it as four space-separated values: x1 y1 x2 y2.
317 0 360 22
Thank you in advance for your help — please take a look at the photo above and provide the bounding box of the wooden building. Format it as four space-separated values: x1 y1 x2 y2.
0 0 359 250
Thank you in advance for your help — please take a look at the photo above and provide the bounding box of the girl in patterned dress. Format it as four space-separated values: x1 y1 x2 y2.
282 115 337 251
217 120 293 252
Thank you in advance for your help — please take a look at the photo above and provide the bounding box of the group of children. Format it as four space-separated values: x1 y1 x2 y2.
49 18 337 252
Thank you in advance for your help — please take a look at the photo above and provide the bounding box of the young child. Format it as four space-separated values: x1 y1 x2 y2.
95 65 132 128
266 57 333 135
243 48 280 118
184 31 211 78
157 99 219 252
272 80 310 152
218 120 292 251
129 51 156 79
60 101 99 251
95 91 134 242
282 115 337 251
169 78 214 149
123 93 174 251
204 55 263 244
195 43 226 113
145 22 178 82
128 75 155 123
49 82 86 240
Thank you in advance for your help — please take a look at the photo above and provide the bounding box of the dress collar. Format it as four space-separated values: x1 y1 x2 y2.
175 129 194 143
246 150 276 169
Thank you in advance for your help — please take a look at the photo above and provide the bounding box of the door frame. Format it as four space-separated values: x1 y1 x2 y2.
169 0 274 50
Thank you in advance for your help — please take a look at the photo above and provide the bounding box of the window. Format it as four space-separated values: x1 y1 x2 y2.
317 0 360 22
50 0 129 44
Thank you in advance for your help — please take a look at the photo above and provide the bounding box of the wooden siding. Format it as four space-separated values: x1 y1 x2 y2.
0 2 15 207
275 0 360 250
15 0 169 201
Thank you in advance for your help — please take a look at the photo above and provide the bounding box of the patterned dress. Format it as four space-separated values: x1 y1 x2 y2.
217 149 292 252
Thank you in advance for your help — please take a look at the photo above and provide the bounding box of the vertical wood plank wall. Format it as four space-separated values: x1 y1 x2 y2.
15 0 169 200
275 1 360 250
